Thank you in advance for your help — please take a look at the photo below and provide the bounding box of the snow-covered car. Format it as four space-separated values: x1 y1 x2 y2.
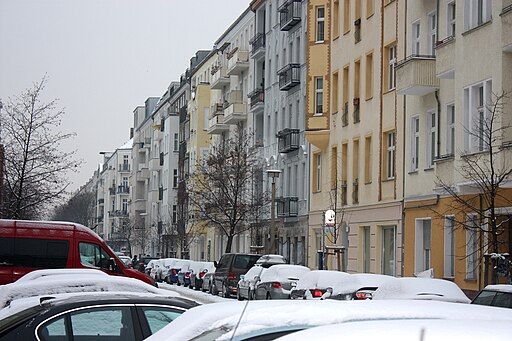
276 319 512 341
254 264 310 300
333 273 394 300
0 292 198 341
471 284 512 308
177 261 193 286
290 270 352 299
371 277 471 303
237 265 267 300
256 254 287 267
190 261 215 290
201 271 215 292
144 299 512 341
166 259 191 285
119 255 132 267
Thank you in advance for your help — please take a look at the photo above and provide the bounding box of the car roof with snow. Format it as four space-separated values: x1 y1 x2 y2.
144 299 512 341
259 264 310 282
482 284 512 293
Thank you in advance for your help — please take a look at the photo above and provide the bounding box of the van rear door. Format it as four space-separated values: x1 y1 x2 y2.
0 237 14 285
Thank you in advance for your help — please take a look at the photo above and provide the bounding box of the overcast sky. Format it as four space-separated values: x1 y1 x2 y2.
0 0 250 191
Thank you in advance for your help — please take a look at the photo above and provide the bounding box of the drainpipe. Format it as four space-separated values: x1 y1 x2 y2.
401 0 408 278
435 0 441 158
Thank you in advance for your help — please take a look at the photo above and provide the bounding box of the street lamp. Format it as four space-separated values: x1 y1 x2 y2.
267 169 281 254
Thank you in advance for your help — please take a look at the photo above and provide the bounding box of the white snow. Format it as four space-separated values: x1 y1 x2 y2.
259 264 310 283
371 277 471 303
158 282 226 304
482 284 512 293
145 299 512 341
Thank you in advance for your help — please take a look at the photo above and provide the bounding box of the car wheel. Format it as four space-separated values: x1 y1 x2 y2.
266 292 271 300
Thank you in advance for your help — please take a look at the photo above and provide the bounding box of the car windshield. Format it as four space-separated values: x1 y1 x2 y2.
233 255 260 270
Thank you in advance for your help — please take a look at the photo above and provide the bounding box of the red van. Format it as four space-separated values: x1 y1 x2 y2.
0 219 155 286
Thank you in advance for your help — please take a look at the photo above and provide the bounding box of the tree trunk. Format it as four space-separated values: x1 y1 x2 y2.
225 234 233 253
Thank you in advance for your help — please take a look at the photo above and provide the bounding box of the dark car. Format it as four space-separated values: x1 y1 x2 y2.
212 253 261 298
0 292 198 341
472 284 512 308
191 262 215 290
136 256 159 273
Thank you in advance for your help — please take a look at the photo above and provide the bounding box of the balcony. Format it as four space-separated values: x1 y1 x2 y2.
250 32 266 60
396 55 439 96
278 0 301 31
435 37 455 79
503 4 512 52
109 210 128 218
278 63 300 91
149 156 162 171
223 90 247 124
210 102 224 119
277 128 300 153
179 105 188 123
277 196 298 217
136 167 149 181
210 64 230 90
118 163 130 172
117 185 129 194
249 88 265 113
207 114 230 135
227 48 249 75
109 187 116 196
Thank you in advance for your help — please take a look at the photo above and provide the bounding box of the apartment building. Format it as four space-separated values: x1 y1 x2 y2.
250 0 309 265
400 0 512 294
305 0 405 274
208 8 256 259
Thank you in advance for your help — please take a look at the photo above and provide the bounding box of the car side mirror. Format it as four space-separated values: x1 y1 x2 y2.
214 261 218 268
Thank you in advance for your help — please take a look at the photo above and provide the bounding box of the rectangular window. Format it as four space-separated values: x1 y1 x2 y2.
386 131 395 179
343 66 349 115
316 154 322 192
173 133 179 151
343 0 351 33
333 0 340 38
387 45 396 90
362 226 371 273
204 107 209 130
3 238 69 269
463 79 492 153
122 198 128 212
173 169 178 188
366 0 374 18
332 71 339 113
466 214 479 280
354 59 361 101
355 0 361 20
412 21 421 55
448 2 456 37
382 226 396 276
428 12 437 55
444 216 455 278
364 135 372 183
365 52 373 99
315 77 324 114
172 205 177 224
415 219 432 273
316 6 325 42
426 110 436 168
331 146 338 190
464 0 492 31
353 139 360 204
411 116 420 171
446 104 455 156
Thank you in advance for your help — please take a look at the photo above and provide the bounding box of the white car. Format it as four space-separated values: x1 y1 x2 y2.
254 264 310 300
237 265 267 300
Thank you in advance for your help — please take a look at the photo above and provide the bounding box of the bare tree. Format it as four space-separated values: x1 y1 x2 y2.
51 191 96 226
187 124 269 253
435 91 512 284
1 77 81 219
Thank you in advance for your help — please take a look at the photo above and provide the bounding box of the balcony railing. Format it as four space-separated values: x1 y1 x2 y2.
342 102 349 127
117 185 129 194
277 128 300 153
352 178 359 204
278 63 300 91
249 88 265 109
227 48 249 75
396 55 439 96
353 98 360 123
210 103 224 118
223 90 247 124
277 196 299 217
179 105 188 122
109 187 116 196
119 163 130 172
278 0 302 31
354 19 361 43
109 210 128 217
250 32 266 58
211 65 230 89
207 114 230 135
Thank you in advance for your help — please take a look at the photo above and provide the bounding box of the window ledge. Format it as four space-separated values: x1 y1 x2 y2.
364 181 372 185
462 19 492 36
461 149 489 158
367 13 375 20
383 88 396 95
384 0 396 8
464 278 477 283
442 277 455 282
424 167 434 172
343 30 351 36
313 113 324 117
365 96 373 101
383 177 395 182
408 170 418 175
333 35 340 41
315 40 325 44
435 154 454 163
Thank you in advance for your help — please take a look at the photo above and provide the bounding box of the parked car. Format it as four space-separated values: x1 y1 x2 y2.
471 284 512 308
290 270 352 299
190 261 215 290
237 265 267 300
166 259 191 285
254 264 310 300
372 277 471 303
201 271 215 292
0 292 198 341
119 255 132 267
256 254 287 267
144 299 512 341
0 219 155 286
176 262 193 286
212 253 261 297
136 256 159 273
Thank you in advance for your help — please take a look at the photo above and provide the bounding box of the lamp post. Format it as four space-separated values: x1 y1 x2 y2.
267 169 281 254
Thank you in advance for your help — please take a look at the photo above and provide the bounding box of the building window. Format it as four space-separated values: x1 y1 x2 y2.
343 0 351 33
426 110 436 168
412 21 420 55
315 77 324 114
331 146 338 190
173 133 179 151
315 153 322 192
387 44 396 90
122 198 128 212
381 225 396 276
446 104 455 156
173 169 178 188
447 2 456 37
362 226 371 273
464 0 492 31
411 116 420 171
365 52 373 99
386 131 395 179
172 204 177 224
364 135 372 183
444 216 455 278
332 71 339 113
316 6 325 42
415 219 432 273
466 214 479 280
366 0 374 18
333 0 340 38
463 79 492 153
428 12 437 55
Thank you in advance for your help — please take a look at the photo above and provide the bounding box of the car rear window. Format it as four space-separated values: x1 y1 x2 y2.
233 255 260 270
0 237 69 268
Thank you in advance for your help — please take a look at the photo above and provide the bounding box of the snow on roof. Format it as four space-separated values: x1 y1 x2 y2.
145 299 512 341
119 138 133 149
259 264 310 283
483 284 512 293
295 270 352 292
372 277 471 303
0 271 177 309
14 268 108 282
